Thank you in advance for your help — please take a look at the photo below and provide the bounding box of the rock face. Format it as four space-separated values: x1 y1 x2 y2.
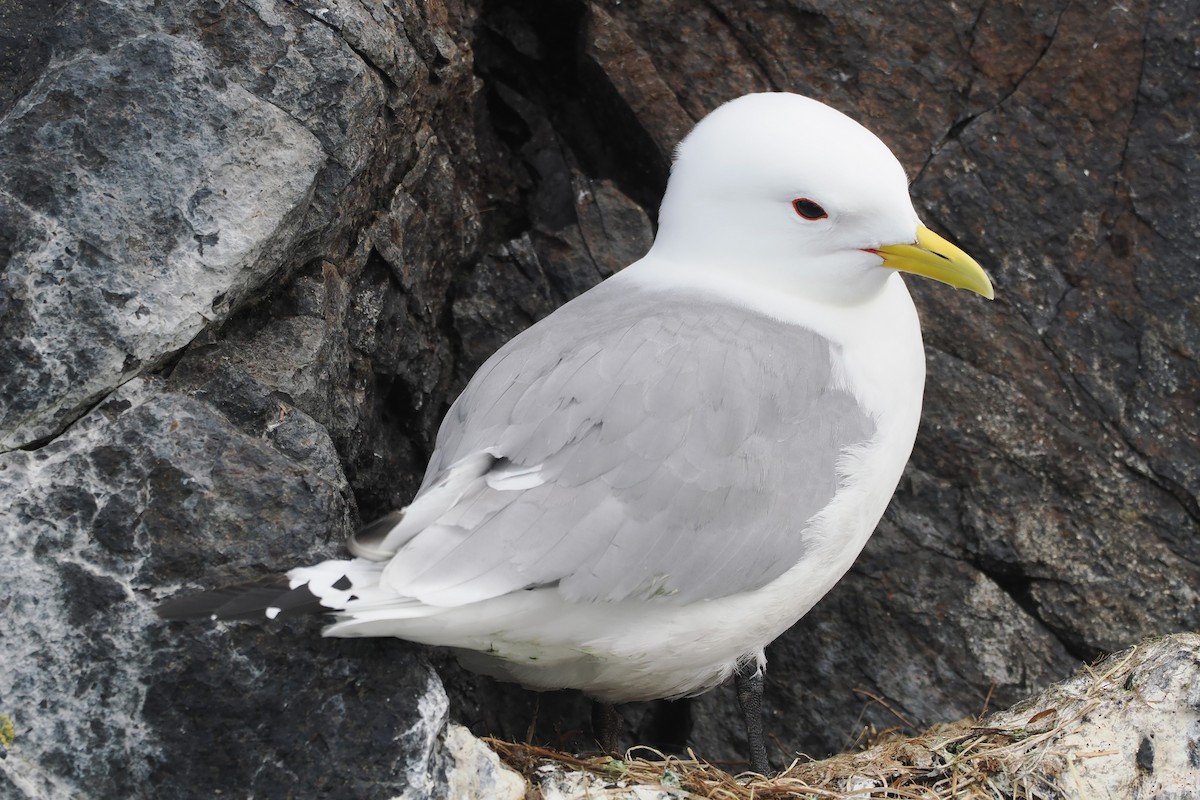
0 0 1195 797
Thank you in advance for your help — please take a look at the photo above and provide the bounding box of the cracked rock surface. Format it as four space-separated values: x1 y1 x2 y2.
1 0 1196 797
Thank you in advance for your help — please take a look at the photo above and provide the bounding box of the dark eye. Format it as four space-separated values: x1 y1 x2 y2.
792 198 828 220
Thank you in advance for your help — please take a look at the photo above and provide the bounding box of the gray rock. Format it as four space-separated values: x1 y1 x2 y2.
1 0 1196 795
0 1 499 797
0 377 348 794
433 723 526 800
0 25 325 448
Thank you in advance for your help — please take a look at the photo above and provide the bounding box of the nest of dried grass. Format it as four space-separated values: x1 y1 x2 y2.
491 723 1062 800
489 646 1139 799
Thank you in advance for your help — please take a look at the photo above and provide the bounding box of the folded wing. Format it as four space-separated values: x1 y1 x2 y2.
354 280 876 607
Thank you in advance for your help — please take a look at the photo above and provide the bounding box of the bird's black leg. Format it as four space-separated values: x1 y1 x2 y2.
591 701 623 755
734 659 770 775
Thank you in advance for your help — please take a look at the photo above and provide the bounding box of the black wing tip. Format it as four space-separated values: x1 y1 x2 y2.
157 570 364 622
155 577 294 622
155 593 221 621
268 583 326 618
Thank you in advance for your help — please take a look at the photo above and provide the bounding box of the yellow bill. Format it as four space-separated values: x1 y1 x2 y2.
873 225 995 299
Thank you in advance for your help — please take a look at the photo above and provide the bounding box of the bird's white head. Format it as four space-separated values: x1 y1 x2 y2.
647 93 993 305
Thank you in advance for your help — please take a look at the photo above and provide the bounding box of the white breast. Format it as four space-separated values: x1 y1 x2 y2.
558 270 926 699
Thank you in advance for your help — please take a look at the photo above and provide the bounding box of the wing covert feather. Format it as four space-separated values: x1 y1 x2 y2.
383 279 876 606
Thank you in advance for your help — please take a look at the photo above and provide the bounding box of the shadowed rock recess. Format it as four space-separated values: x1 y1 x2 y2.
0 0 1195 797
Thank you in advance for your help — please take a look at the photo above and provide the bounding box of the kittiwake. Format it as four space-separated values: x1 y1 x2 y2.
158 91 995 775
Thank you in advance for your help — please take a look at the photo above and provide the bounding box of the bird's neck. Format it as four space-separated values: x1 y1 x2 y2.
624 247 896 319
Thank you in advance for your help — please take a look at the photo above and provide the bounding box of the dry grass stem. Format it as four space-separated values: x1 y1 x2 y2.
485 639 1174 799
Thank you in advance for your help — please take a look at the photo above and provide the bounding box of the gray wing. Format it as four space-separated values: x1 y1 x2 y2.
378 277 875 607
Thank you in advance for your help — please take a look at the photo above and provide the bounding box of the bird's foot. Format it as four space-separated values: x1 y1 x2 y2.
734 659 771 776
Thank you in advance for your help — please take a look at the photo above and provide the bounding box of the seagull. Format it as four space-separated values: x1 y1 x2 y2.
158 92 993 775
